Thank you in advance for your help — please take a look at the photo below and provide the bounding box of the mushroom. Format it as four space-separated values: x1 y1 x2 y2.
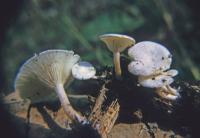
155 85 180 100
128 41 172 76
15 50 85 123
138 70 180 99
138 72 174 88
137 69 178 88
128 41 180 100
100 34 135 79
72 61 96 80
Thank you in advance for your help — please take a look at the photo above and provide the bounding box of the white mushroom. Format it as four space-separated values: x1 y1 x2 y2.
128 41 172 76
15 50 85 123
138 73 174 88
128 41 180 100
138 70 180 99
100 34 135 79
163 69 178 77
156 85 180 100
72 61 96 80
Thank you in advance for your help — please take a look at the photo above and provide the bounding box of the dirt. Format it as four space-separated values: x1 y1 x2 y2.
4 105 183 138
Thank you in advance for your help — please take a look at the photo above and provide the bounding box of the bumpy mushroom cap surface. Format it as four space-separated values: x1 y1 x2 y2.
72 61 96 80
128 41 172 76
15 50 80 103
100 34 135 52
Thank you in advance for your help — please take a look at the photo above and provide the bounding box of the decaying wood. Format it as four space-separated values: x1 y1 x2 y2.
98 100 119 138
89 82 108 117
89 99 120 138
88 80 120 138
2 59 200 138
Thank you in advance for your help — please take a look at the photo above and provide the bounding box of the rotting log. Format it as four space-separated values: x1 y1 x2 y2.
1 58 200 138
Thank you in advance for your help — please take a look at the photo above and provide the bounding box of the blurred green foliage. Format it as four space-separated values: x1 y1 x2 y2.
2 0 200 92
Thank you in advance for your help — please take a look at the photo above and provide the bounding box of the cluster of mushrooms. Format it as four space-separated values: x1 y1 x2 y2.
14 34 180 126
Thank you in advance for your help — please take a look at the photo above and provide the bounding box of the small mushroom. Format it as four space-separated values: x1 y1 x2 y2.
100 34 135 79
163 69 178 77
156 85 180 100
138 72 174 88
128 41 180 100
72 61 96 80
15 50 85 123
138 70 180 100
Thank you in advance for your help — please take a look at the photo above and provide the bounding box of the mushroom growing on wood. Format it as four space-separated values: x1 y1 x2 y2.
100 34 135 79
15 50 85 123
128 41 180 100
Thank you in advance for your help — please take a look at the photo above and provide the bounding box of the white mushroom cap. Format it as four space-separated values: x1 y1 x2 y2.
128 41 172 76
14 50 80 103
164 69 178 77
72 61 96 80
100 34 135 53
138 74 174 88
128 61 153 77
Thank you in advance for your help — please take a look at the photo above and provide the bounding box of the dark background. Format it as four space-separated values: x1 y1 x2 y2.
0 0 199 138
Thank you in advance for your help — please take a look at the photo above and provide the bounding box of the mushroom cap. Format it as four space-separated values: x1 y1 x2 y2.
72 61 96 80
165 69 178 77
100 34 135 53
128 41 172 76
138 74 174 88
14 50 80 103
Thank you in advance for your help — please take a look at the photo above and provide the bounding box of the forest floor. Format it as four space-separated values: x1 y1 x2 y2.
3 58 200 138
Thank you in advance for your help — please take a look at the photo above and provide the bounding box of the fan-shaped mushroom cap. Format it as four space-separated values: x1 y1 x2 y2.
15 50 80 103
100 34 135 53
138 74 174 88
72 61 96 80
164 69 178 77
128 41 172 76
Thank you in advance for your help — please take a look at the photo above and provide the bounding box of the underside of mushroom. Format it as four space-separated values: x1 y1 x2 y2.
15 50 85 123
100 34 135 79
156 85 180 100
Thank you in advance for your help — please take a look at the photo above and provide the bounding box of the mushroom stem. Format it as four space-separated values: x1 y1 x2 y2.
55 83 85 123
113 52 121 79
